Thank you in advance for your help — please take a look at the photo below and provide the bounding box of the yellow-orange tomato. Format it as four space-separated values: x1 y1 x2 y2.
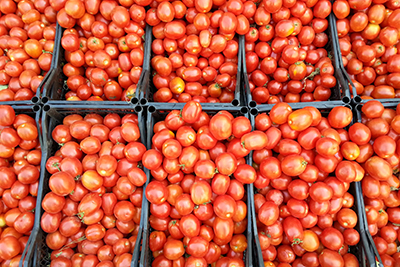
169 77 185 94
301 230 320 252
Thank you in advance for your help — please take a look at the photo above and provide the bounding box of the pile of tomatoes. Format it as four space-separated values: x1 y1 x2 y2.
334 0 400 99
41 112 145 266
145 101 259 266
149 0 252 103
357 100 400 266
56 0 147 101
245 0 336 104
251 104 362 267
0 105 41 265
0 0 56 101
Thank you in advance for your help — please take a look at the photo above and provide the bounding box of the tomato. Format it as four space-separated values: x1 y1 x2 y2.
288 109 313 131
337 208 358 229
309 182 333 202
49 171 75 196
365 156 392 181
301 230 319 252
258 201 279 226
78 193 102 219
180 214 200 237
319 249 344 267
328 107 352 129
0 106 15 126
213 217 234 242
320 227 344 251
281 155 307 176
213 195 236 220
0 236 21 260
42 192 66 214
190 180 212 205
270 103 292 124
283 216 304 244
163 238 185 260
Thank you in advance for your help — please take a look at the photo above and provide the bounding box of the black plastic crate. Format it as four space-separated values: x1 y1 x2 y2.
248 103 379 267
140 104 253 267
0 104 42 267
41 23 147 106
138 27 244 107
243 12 351 109
330 3 400 106
353 102 400 267
23 104 146 267
1 21 60 105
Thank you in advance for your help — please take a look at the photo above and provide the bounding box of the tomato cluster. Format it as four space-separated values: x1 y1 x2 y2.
145 101 260 266
56 0 147 101
245 0 335 104
357 100 400 266
0 0 56 101
41 112 145 266
0 105 41 265
149 0 252 103
251 104 362 267
335 0 400 99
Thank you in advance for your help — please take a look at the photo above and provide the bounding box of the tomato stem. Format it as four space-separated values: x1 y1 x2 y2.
52 162 61 171
54 235 87 257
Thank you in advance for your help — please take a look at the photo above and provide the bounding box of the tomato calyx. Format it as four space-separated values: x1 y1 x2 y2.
126 91 136 98
292 238 303 245
241 141 246 149
0 85 9 90
77 212 85 220
42 50 53 54
260 231 271 238
392 223 400 227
